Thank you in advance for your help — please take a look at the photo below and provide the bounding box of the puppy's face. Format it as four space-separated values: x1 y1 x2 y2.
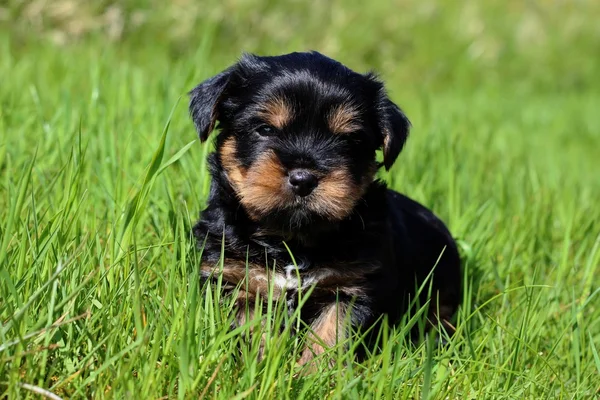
189 52 410 229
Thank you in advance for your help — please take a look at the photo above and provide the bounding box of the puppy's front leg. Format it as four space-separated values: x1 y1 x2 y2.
298 301 350 368
233 290 257 328
233 290 269 360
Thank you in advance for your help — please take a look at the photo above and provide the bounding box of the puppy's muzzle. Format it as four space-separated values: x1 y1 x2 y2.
288 169 318 197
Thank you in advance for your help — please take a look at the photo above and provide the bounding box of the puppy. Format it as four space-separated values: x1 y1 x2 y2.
188 52 461 365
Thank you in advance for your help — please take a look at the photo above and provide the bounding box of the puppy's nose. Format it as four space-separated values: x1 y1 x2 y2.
288 169 318 197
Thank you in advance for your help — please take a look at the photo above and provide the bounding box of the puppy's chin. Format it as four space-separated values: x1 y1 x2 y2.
244 196 339 224
236 171 369 225
251 205 343 239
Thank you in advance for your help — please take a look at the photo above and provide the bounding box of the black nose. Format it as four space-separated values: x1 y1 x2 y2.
288 169 318 197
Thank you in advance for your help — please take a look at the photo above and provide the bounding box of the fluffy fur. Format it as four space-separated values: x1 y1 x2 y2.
188 51 461 366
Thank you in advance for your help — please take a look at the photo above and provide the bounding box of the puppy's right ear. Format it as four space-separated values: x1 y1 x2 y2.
188 68 233 142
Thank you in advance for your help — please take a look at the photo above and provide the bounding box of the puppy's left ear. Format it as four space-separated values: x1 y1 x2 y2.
376 89 411 170
188 68 233 142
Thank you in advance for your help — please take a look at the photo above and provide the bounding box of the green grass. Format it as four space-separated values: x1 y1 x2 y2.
1 1 600 398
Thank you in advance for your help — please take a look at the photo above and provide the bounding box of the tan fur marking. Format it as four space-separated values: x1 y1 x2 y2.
237 150 292 220
257 96 294 129
298 302 348 367
303 262 380 297
328 103 361 134
383 133 390 152
220 137 377 222
220 137 246 188
201 259 284 298
220 138 290 220
234 290 257 326
234 290 269 360
309 164 376 220
382 131 393 164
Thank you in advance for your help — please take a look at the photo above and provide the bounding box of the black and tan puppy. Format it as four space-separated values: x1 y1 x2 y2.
189 51 460 365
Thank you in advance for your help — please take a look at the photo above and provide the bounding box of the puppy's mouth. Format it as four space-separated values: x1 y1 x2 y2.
219 140 371 225
242 165 365 225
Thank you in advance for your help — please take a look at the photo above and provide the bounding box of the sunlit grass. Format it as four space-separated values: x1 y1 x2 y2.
1 1 600 398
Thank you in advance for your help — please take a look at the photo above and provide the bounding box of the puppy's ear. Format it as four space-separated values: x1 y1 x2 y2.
188 68 233 142
377 90 411 170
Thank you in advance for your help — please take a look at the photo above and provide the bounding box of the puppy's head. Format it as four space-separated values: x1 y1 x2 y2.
189 52 410 229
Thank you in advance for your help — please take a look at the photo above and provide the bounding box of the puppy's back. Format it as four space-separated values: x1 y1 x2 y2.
386 189 461 326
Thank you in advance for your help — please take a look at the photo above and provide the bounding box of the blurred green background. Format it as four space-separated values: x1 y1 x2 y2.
3 0 600 91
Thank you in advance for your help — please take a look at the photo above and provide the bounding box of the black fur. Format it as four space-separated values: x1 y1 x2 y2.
188 51 461 363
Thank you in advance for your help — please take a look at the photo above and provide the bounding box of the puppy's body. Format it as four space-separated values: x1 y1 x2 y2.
189 52 461 364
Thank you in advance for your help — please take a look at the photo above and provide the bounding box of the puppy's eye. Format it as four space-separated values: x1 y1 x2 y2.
255 125 277 137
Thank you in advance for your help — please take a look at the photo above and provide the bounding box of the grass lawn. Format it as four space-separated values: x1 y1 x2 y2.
1 1 599 398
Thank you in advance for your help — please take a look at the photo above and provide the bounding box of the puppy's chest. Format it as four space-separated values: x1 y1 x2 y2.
201 256 378 300
274 264 329 292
